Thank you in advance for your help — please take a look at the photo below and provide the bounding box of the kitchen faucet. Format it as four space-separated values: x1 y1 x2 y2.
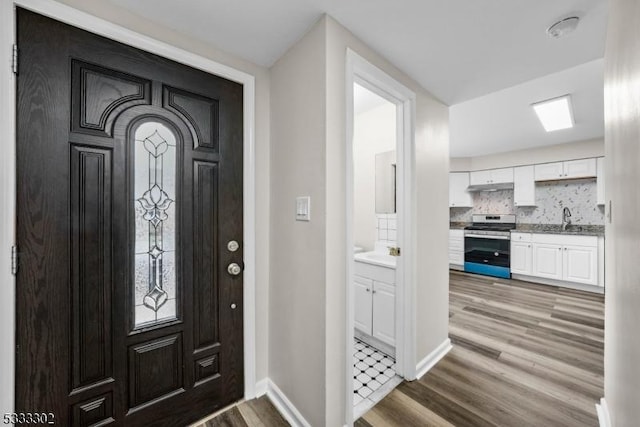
562 207 572 231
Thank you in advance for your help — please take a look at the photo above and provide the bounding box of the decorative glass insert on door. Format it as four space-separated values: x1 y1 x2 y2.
133 121 178 327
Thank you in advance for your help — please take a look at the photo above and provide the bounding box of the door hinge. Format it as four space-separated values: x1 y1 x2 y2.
11 44 18 75
11 245 18 275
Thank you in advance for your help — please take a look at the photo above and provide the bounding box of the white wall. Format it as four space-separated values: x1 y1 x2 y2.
450 138 604 172
269 19 328 427
30 0 272 387
269 14 449 426
603 0 640 425
353 102 396 251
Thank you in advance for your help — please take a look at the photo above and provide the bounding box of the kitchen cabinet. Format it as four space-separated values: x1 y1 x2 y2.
520 234 600 287
469 167 514 185
534 158 597 181
597 157 605 205
532 242 563 280
563 244 598 285
449 229 464 268
449 172 473 207
353 267 395 347
513 165 536 206
510 233 532 275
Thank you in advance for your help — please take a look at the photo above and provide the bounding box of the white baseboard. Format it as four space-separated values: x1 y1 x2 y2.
254 378 268 397
265 379 312 427
415 338 452 380
596 398 611 427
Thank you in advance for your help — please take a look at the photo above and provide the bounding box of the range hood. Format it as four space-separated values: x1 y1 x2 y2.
467 182 514 192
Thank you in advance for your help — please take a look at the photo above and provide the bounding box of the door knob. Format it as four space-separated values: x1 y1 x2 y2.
227 263 242 276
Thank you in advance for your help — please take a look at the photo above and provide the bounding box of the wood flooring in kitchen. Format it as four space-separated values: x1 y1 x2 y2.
356 271 604 427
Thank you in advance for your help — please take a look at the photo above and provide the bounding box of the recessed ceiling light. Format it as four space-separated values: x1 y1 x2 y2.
532 95 574 132
547 17 580 38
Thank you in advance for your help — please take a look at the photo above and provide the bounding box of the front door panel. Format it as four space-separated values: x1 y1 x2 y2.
16 9 243 426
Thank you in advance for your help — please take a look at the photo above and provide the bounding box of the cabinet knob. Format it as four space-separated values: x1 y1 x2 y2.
366 288 370 292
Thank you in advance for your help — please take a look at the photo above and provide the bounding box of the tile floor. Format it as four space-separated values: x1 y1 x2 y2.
353 339 399 415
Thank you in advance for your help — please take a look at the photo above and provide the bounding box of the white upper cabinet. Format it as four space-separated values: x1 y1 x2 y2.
513 165 535 206
533 162 564 181
597 157 605 205
469 167 514 185
449 172 473 207
534 158 597 181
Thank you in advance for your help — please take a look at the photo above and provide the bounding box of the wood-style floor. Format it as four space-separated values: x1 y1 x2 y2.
356 271 604 427
200 271 604 426
191 396 288 427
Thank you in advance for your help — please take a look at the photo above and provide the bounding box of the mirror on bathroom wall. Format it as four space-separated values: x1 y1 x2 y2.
375 150 396 214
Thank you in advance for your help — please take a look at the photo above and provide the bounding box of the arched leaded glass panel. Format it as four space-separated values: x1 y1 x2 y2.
133 121 177 327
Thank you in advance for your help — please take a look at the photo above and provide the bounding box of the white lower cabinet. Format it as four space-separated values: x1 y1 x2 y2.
563 244 597 285
510 235 532 275
449 229 464 267
514 233 600 288
354 273 395 347
371 281 396 345
532 243 563 280
354 276 373 333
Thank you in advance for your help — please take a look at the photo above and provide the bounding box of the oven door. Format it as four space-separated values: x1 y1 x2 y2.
464 235 511 278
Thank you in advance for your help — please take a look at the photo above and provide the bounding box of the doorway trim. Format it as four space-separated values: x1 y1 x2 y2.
0 0 258 413
345 49 417 424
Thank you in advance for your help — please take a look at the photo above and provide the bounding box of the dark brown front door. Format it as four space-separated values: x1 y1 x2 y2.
16 9 244 426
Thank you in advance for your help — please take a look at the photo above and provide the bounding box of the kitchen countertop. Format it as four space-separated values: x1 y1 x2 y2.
449 221 604 236
449 222 470 230
513 224 605 236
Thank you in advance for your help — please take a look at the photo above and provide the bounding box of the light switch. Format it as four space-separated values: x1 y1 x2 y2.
296 196 311 221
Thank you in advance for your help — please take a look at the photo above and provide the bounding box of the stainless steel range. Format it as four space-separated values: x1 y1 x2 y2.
464 214 516 279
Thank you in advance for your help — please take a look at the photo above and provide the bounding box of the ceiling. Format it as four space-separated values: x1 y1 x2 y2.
354 83 391 115
450 59 605 157
106 0 608 156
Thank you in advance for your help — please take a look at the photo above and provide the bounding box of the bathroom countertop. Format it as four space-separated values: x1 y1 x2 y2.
513 224 605 236
450 222 470 230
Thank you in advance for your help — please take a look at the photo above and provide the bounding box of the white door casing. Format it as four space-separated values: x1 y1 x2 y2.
346 48 416 425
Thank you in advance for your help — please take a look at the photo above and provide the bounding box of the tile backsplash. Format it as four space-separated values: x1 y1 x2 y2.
376 213 397 247
450 178 604 225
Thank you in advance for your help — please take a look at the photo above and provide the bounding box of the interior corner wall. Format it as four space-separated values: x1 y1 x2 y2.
353 103 397 251
52 0 272 385
269 18 328 427
324 15 450 425
603 0 640 425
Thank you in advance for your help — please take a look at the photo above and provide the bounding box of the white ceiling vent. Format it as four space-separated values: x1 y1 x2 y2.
547 17 580 38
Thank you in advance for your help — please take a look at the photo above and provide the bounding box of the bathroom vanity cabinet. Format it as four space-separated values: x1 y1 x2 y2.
353 258 395 351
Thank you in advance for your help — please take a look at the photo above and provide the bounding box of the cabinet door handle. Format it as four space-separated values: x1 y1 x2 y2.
366 288 370 292
372 290 377 294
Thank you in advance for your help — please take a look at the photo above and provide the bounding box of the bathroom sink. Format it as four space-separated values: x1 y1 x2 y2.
354 251 396 268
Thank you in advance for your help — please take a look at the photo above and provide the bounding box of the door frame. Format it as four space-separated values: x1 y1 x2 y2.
345 49 417 423
0 0 258 413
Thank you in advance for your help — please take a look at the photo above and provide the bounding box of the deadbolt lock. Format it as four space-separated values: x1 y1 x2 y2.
227 240 240 252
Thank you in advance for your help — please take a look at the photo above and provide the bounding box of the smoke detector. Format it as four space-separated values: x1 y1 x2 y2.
547 17 580 38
